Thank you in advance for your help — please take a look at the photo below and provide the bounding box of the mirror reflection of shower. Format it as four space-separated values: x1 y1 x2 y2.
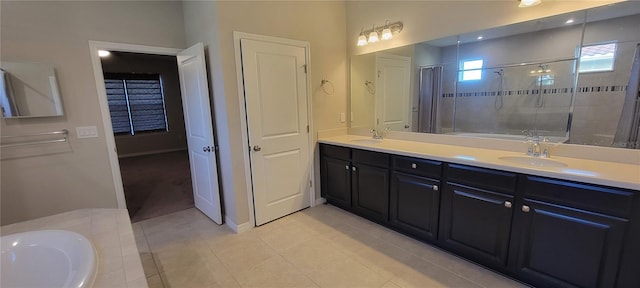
534 64 551 108
494 69 504 110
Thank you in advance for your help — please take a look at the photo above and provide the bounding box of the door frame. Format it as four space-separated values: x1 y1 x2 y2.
233 32 315 227
88 41 181 209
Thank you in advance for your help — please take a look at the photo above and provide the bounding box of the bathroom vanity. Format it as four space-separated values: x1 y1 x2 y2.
319 135 640 288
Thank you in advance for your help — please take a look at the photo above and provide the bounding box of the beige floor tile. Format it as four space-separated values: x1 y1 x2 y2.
259 221 319 253
390 257 482 288
232 256 317 288
146 274 165 288
301 256 392 288
134 205 525 288
214 237 279 273
281 237 350 271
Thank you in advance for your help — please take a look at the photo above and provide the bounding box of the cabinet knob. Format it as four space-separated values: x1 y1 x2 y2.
432 185 438 191
522 205 531 213
352 166 357 171
345 165 349 170
411 163 417 169
504 201 512 208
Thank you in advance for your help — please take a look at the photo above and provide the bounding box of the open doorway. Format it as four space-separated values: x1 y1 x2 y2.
100 51 194 222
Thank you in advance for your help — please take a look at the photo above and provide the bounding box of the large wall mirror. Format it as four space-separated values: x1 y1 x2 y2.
0 62 64 118
350 2 640 149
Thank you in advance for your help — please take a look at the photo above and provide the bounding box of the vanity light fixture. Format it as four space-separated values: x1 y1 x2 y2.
98 50 111 57
357 28 368 46
356 21 403 46
518 0 542 8
381 21 393 40
565 19 575 24
368 25 379 43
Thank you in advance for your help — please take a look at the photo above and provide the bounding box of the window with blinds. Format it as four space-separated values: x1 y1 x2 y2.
104 73 168 135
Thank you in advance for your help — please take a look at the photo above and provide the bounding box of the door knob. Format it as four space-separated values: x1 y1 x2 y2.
404 125 410 128
202 146 211 152
253 145 261 152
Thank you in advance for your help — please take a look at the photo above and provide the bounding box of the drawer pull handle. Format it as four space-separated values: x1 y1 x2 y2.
411 163 417 169
522 205 531 213
504 201 512 208
345 165 349 170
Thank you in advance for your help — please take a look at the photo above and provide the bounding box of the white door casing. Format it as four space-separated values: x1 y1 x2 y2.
177 43 223 224
240 38 311 226
376 54 412 131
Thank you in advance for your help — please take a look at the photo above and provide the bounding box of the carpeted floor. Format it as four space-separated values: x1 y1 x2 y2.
118 150 194 223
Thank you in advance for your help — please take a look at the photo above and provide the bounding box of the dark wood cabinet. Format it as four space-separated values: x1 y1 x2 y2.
320 144 352 209
321 157 351 209
439 164 517 269
319 143 639 288
512 199 627 288
389 155 442 242
390 171 440 241
509 176 635 288
351 149 390 222
440 182 515 268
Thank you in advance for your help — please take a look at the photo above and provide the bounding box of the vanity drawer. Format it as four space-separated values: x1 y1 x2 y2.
393 156 442 179
353 149 389 168
522 176 635 218
446 164 517 194
321 144 350 160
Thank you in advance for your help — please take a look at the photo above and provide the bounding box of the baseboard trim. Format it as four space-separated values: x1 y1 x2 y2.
118 148 187 158
312 197 326 207
225 216 253 233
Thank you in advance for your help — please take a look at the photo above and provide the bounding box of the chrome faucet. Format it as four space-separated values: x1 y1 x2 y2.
370 128 389 140
524 130 551 158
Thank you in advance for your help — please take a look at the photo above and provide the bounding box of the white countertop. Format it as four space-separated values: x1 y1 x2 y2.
0 209 147 288
319 134 640 191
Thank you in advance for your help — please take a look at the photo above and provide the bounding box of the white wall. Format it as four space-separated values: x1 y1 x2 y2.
0 1 186 225
182 1 348 226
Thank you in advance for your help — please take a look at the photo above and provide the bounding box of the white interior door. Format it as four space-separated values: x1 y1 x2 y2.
240 38 311 226
177 43 222 224
376 54 412 131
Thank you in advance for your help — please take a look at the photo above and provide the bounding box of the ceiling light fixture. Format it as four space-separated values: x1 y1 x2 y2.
477 36 484 40
356 21 403 46
565 19 575 24
518 0 542 8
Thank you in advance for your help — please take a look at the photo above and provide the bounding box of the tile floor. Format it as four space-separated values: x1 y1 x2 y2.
132 204 529 288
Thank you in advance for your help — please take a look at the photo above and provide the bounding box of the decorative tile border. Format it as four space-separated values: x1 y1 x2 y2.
441 85 627 98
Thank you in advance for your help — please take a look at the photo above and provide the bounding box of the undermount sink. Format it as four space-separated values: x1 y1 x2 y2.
499 156 568 168
1 229 97 288
351 138 383 144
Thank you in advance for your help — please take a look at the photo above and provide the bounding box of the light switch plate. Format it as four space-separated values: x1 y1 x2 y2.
76 126 98 138
340 112 346 123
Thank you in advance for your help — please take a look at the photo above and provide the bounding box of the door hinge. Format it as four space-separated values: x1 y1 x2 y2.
303 64 308 74
309 180 312 187
378 70 381 78
307 125 309 133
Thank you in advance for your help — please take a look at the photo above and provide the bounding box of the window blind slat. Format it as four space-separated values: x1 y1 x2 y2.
104 76 167 134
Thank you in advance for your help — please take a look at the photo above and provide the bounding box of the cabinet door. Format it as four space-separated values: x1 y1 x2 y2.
440 183 515 268
390 172 440 241
321 157 351 209
513 199 627 288
352 163 389 222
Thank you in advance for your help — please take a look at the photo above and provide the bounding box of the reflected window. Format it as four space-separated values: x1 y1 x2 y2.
460 59 483 81
104 73 168 135
579 43 616 73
